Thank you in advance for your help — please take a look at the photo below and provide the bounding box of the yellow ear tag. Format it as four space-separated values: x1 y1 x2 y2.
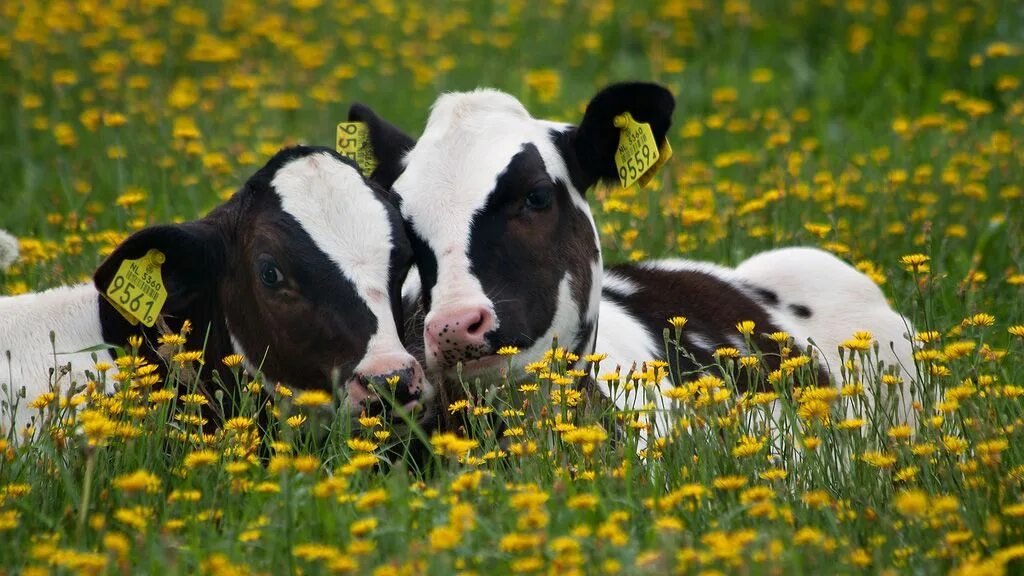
102 249 168 328
637 138 673 188
336 122 378 178
613 112 663 189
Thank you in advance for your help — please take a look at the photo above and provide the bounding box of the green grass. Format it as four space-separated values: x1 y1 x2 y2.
2 0 1024 574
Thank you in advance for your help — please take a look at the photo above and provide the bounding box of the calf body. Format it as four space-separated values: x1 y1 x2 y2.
1 146 432 437
0 285 110 431
355 84 916 441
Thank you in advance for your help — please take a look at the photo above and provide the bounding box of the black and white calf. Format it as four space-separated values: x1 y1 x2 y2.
352 84 916 435
0 146 431 435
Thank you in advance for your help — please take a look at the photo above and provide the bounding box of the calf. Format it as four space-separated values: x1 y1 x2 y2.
1 146 432 437
352 84 915 438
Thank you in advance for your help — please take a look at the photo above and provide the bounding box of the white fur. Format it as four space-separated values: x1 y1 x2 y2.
601 270 640 296
272 152 432 401
592 297 675 449
0 229 18 271
395 90 601 374
0 284 112 434
735 247 917 424
640 257 738 281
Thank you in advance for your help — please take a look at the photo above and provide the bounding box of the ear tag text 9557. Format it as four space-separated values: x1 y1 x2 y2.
336 122 378 177
103 249 168 327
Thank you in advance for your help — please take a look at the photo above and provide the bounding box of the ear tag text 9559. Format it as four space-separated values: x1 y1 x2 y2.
613 112 671 188
336 122 378 177
103 249 168 327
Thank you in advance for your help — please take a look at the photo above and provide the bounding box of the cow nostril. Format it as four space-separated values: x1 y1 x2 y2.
466 312 486 336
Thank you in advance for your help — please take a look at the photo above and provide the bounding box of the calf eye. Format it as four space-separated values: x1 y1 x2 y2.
524 186 554 211
259 261 285 289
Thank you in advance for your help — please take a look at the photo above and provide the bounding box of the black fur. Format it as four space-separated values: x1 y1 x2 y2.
555 82 675 194
348 103 417 189
603 265 828 391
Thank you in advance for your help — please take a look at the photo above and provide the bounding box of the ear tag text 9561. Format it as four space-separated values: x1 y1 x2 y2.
613 112 672 188
336 122 378 177
103 249 168 327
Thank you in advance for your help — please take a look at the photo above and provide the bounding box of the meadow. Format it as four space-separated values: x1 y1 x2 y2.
2 0 1024 573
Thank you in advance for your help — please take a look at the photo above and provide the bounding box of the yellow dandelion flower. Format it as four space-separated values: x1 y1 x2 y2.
668 316 688 330
27 392 56 410
347 438 378 452
179 393 208 406
184 450 219 469
899 253 930 272
714 347 741 359
171 350 204 365
895 489 929 518
294 389 333 407
963 313 996 327
157 334 186 346
112 469 161 493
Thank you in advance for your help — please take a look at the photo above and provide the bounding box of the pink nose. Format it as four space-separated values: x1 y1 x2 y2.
425 306 495 358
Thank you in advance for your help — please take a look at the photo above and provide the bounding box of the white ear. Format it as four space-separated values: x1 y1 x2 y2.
0 229 19 271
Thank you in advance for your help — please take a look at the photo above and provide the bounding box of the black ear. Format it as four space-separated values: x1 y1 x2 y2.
94 222 225 320
564 82 675 193
348 103 416 190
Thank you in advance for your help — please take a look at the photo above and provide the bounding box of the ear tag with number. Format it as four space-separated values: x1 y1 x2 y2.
102 249 168 327
613 112 664 189
336 122 378 177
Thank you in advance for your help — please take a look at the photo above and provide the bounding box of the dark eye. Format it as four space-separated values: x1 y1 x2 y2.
524 186 554 211
259 261 285 289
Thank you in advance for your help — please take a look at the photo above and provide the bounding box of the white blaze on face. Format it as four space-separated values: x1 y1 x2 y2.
394 89 601 365
269 153 423 393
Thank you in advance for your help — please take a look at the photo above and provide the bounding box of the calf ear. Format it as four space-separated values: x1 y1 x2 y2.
93 222 224 321
348 103 416 189
563 82 675 193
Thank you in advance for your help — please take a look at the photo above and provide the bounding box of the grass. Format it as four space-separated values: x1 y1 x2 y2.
2 0 1024 574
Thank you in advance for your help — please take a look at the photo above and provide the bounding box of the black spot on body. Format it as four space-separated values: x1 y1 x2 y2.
755 288 780 306
603 264 828 391
789 304 813 319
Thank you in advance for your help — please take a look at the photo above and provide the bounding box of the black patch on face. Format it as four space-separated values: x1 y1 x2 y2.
455 143 598 358
602 264 828 392
789 304 813 319
407 224 438 310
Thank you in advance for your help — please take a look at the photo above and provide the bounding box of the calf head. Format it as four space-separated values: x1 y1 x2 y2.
353 83 674 381
93 146 432 422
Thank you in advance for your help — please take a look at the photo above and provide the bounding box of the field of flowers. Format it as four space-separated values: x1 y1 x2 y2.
2 0 1024 574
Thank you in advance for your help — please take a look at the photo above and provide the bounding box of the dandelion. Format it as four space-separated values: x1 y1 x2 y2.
112 469 161 493
963 313 996 327
347 438 378 452
172 350 204 365
294 390 333 408
183 450 219 469
497 346 520 356
222 354 245 368
668 316 688 330
899 253 930 273
895 489 929 518
736 320 756 335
